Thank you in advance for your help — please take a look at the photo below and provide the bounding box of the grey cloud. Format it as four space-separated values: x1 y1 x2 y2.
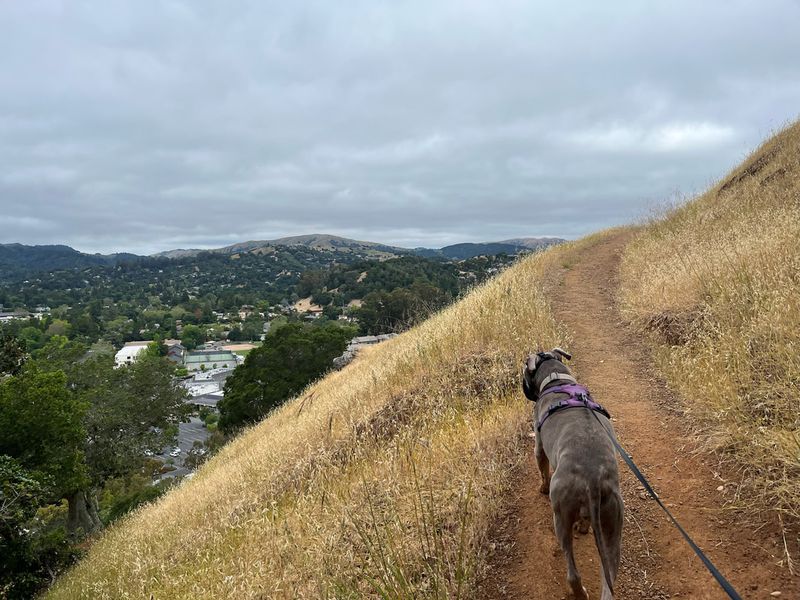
0 1 799 254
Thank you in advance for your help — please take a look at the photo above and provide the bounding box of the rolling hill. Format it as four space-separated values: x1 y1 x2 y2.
414 237 560 260
0 236 563 279
154 234 407 259
155 234 564 261
0 243 141 279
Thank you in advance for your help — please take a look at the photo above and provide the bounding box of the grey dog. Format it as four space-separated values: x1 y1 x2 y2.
522 348 623 600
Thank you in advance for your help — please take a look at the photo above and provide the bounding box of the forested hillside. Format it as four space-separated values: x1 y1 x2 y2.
0 243 140 280
0 242 530 353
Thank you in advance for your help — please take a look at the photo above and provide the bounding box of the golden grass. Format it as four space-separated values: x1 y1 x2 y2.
47 241 586 599
620 121 800 525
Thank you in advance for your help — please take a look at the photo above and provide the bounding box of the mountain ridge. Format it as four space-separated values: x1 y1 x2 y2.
153 234 565 260
1 235 565 274
0 243 142 277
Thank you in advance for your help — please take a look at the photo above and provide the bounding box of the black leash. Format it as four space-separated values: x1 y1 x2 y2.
590 411 743 600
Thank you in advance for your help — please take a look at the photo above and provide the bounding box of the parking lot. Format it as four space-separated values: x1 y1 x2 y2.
157 416 211 479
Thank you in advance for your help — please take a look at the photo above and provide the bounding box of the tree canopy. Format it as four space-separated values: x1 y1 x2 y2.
0 368 89 501
219 322 355 431
180 324 205 350
0 333 26 375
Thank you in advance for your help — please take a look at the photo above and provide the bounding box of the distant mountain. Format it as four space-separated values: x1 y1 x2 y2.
498 237 564 249
155 234 564 261
0 243 142 279
154 234 406 259
414 237 564 260
0 236 566 283
0 236 565 282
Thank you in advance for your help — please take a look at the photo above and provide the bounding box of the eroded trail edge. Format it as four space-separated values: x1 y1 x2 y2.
484 232 799 599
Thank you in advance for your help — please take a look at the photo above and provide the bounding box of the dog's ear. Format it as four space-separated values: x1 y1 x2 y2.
522 374 537 401
522 367 537 401
521 354 538 401
552 347 572 362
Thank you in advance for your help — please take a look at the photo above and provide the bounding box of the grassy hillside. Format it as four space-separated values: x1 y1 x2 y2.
620 121 800 522
46 120 800 596
47 237 591 599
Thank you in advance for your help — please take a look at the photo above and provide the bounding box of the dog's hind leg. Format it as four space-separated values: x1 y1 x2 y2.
535 437 551 495
554 509 589 600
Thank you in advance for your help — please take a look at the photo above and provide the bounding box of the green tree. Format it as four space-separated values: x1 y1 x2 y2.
356 281 451 334
102 316 133 346
88 339 115 357
69 311 100 341
226 326 244 342
65 354 190 531
45 318 72 339
219 322 354 431
240 314 264 341
296 269 327 298
31 336 86 374
145 339 168 358
0 333 26 375
0 369 90 531
17 326 44 351
0 456 51 598
180 324 204 350
12 345 190 535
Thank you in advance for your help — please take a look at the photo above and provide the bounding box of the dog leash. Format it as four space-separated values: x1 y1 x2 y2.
589 410 743 600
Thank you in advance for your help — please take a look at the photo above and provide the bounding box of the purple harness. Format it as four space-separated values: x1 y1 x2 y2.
536 383 611 432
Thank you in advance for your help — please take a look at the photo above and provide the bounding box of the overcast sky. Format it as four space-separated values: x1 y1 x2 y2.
1 1 798 255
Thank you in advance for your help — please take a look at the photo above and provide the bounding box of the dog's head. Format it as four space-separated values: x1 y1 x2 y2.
522 347 572 401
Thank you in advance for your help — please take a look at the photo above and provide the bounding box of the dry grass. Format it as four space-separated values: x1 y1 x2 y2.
620 121 800 527
47 241 582 599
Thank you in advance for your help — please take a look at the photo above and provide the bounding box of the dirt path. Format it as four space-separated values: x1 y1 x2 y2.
484 232 799 599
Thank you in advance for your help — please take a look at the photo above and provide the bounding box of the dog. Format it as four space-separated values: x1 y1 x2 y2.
522 348 623 600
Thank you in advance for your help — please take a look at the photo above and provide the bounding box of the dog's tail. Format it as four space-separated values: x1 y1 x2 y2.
589 481 622 600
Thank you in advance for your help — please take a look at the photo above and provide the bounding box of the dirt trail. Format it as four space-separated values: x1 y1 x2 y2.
484 232 799 599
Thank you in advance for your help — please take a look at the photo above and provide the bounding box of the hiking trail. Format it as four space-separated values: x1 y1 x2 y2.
484 232 799 599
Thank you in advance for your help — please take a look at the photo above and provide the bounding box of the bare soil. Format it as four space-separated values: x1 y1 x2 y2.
483 232 799 599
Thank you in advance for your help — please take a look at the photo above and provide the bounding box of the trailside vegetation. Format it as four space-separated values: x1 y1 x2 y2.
620 121 800 528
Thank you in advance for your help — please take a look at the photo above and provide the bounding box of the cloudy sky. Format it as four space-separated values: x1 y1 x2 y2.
1 1 798 255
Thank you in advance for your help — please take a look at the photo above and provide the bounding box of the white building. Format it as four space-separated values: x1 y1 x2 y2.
333 334 398 368
114 341 151 368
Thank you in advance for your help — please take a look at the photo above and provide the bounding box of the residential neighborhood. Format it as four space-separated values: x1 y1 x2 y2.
107 321 399 480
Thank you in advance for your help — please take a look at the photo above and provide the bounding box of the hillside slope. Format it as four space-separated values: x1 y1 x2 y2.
154 234 406 259
0 243 141 280
485 232 798 599
48 123 800 599
620 121 800 524
48 239 573 599
154 234 564 260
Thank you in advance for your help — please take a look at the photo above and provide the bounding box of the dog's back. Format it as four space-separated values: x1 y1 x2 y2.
523 350 623 600
545 407 622 599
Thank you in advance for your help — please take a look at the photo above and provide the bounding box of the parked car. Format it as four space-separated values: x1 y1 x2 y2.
170 448 181 457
